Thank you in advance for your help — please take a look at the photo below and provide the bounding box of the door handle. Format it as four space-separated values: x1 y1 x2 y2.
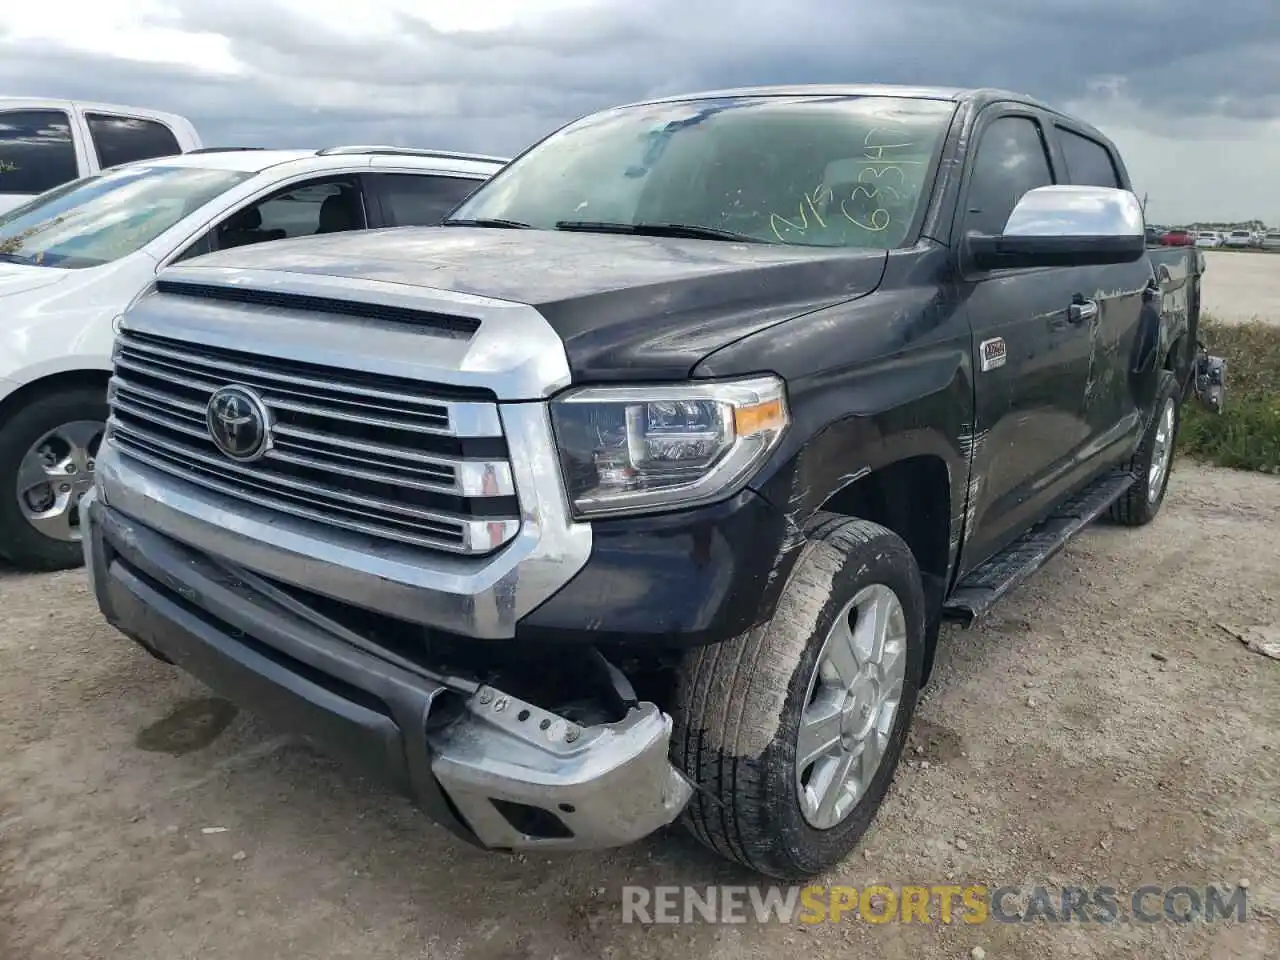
1068 297 1098 324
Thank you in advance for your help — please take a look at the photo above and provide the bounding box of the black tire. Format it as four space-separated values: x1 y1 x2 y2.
0 387 107 571
1107 369 1181 527
672 513 927 879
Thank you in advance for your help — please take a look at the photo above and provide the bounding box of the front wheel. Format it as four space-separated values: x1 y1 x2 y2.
0 388 106 571
672 514 926 879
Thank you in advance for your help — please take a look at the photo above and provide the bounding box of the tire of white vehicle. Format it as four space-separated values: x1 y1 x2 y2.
672 513 927 879
1107 369 1181 527
0 388 107 571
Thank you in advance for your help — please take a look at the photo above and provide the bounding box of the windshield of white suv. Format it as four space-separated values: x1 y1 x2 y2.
448 94 956 249
0 165 253 269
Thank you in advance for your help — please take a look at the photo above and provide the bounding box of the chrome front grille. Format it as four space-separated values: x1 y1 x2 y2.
106 329 521 555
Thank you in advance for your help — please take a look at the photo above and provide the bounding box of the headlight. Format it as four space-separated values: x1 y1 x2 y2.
550 375 789 518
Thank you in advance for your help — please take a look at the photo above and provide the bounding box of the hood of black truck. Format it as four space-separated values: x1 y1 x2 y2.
185 227 887 381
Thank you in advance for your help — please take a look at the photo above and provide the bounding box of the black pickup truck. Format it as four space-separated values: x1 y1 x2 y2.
83 84 1224 879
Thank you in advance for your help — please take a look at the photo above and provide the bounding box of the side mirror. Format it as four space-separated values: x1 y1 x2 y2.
968 185 1146 270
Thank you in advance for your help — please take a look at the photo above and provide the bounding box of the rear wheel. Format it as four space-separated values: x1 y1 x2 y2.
1108 370 1180 527
673 514 926 879
0 389 106 571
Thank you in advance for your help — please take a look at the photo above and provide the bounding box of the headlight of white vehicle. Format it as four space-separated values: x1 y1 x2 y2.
549 375 789 518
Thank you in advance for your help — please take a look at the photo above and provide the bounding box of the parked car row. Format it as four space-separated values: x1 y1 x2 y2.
1153 226 1274 249
1191 228 1273 249
1 121 508 568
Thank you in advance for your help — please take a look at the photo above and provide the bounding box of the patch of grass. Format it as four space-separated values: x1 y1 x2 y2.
1180 316 1280 474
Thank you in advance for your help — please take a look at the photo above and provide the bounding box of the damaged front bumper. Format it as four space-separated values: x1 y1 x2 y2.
83 489 693 851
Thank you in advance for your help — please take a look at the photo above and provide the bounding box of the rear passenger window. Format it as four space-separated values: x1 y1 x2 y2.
965 116 1055 237
85 113 182 169
377 174 482 226
0 110 78 194
1057 128 1121 188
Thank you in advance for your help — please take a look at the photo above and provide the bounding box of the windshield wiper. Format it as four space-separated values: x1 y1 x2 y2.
554 221 764 243
440 217 531 229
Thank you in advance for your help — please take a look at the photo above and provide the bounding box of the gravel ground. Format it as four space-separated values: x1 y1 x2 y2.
1201 251 1280 325
1 462 1278 960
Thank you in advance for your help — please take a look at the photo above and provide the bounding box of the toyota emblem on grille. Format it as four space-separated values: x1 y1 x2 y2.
206 384 272 462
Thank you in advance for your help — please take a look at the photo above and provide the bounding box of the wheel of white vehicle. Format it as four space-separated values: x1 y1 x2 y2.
0 388 106 571
1107 369 1181 527
672 514 926 879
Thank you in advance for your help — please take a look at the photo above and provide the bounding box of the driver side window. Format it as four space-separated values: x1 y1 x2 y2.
173 176 366 262
964 116 1055 237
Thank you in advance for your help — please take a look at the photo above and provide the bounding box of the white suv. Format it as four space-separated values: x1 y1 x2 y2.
0 145 506 570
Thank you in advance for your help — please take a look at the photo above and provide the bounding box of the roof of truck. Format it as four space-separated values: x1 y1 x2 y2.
625 83 1059 114
620 83 1118 157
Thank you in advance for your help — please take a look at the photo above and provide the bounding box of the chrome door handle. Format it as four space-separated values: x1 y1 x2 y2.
1068 298 1098 324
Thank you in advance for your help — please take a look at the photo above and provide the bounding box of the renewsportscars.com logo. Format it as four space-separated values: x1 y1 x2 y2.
621 883 1252 925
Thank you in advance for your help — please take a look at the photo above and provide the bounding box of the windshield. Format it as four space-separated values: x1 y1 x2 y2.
0 165 253 269
451 95 956 249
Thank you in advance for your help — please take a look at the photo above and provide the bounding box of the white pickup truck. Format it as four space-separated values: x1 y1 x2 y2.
0 97 202 214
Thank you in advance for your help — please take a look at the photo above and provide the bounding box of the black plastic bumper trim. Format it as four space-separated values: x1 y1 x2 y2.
88 497 478 844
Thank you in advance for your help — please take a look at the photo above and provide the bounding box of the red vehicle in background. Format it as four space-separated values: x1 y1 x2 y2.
1161 229 1195 246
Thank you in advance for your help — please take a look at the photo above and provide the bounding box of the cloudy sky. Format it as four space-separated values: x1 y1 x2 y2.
2 0 1278 225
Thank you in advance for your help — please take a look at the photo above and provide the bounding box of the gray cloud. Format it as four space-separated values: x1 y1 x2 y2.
2 0 1279 221
162 0 1280 123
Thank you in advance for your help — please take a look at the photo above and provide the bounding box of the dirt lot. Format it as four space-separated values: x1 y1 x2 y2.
1 462 1278 960
1202 250 1280 325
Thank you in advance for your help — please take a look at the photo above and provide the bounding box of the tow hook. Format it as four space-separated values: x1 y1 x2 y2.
1192 344 1226 415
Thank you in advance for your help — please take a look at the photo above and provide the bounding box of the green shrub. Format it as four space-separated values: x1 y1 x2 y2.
1180 316 1280 473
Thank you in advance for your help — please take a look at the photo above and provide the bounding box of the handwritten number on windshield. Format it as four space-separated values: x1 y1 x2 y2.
770 185 834 242
841 202 892 232
768 123 921 242
843 167 903 231
856 165 906 198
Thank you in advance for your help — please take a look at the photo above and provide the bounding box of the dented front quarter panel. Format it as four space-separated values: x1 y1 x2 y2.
524 246 973 649
697 244 974 588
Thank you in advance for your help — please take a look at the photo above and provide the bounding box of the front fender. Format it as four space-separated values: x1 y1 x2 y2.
2 354 115 392
745 334 972 592
697 246 974 586
753 403 966 530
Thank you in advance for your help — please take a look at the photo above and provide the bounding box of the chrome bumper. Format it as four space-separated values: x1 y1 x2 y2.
84 490 692 851
430 687 692 849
